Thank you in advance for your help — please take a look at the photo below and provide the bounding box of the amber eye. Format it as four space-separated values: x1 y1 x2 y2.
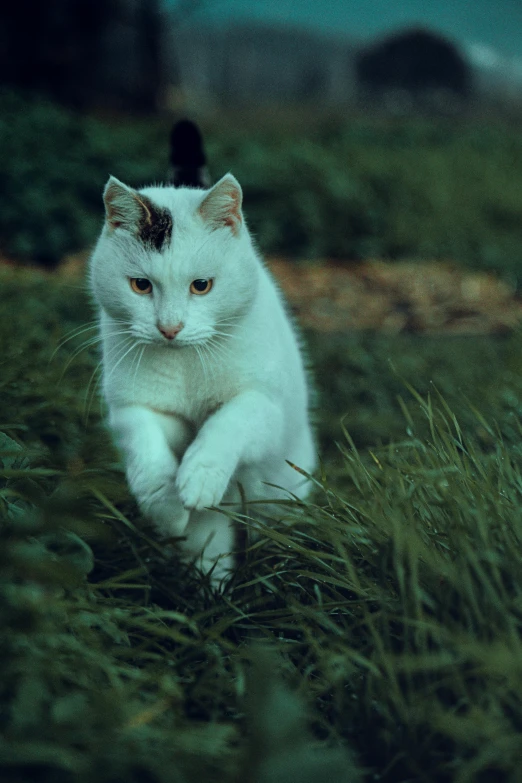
130 278 153 295
190 278 213 295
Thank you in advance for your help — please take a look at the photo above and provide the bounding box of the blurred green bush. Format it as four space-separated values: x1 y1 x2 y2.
212 118 522 283
2 90 522 283
0 90 166 264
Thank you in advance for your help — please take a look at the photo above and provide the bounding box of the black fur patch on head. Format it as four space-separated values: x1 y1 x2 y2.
137 196 173 251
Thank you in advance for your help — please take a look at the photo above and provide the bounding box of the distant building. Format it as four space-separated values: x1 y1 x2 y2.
163 23 359 108
161 21 522 113
11 1 513 114
355 28 472 110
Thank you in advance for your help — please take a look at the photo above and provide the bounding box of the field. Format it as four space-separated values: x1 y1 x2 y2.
2 93 522 782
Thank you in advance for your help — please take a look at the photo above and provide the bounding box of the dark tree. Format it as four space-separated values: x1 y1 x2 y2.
0 0 118 107
356 28 472 100
134 0 163 112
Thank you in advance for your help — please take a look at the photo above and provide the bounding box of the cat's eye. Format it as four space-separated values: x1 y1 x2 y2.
130 277 153 295
190 278 213 295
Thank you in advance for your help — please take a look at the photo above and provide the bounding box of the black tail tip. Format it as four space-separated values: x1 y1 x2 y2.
168 119 211 188
169 119 206 167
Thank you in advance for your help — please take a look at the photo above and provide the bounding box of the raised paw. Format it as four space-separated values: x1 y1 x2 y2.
176 454 233 510
150 496 191 539
136 479 191 538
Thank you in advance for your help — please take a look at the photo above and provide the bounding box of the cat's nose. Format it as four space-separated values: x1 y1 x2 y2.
158 322 183 340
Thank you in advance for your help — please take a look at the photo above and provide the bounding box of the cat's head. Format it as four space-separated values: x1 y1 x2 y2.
90 174 258 347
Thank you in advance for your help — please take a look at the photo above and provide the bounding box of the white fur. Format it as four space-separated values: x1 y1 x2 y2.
89 174 316 584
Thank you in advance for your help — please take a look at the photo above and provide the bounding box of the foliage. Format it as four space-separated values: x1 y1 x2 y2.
0 91 166 264
2 266 522 781
212 117 522 282
3 91 522 282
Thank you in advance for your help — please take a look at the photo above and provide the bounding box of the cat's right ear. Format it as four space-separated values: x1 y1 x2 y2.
103 176 152 232
198 174 243 236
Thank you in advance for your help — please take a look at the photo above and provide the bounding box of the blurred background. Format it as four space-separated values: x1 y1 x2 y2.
5 9 522 783
1 0 522 286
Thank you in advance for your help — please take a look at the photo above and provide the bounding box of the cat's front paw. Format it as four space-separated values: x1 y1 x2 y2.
176 448 234 510
130 471 190 537
148 495 191 539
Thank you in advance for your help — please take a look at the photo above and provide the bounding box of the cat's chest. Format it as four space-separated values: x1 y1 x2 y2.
103 341 240 422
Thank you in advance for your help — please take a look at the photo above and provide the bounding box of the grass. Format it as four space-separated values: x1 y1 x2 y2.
2 264 522 781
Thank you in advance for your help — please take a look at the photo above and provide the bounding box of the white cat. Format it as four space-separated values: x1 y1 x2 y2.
89 171 316 583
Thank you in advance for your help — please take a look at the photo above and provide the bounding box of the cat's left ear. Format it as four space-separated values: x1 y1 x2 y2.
198 174 243 235
103 176 152 232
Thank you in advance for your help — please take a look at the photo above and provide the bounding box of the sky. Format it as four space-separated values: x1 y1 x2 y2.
167 0 522 60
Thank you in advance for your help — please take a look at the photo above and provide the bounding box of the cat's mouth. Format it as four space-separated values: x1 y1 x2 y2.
131 331 200 349
148 335 186 350
156 335 210 349
135 328 222 350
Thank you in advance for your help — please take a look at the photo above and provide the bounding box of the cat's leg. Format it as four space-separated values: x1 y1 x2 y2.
179 508 236 587
176 390 284 510
109 405 192 537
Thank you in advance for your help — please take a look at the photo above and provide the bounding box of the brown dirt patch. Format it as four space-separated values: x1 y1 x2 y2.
268 258 522 334
3 253 521 335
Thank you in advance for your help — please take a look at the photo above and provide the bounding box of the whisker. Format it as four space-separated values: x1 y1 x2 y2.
54 317 128 349
212 330 240 341
53 324 133 360
50 322 99 361
105 339 140 383
195 343 212 393
57 328 135 379
204 342 231 364
131 343 146 403
58 337 103 380
206 346 232 369
83 358 104 424
82 334 136 422
197 338 231 377
215 316 241 325
208 333 236 357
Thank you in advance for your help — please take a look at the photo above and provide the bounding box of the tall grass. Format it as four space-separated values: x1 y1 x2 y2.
2 266 522 780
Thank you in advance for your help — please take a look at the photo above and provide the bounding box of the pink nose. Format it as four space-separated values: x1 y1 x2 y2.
158 322 183 340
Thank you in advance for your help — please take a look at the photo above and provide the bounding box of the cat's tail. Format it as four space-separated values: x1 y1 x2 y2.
168 119 211 189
